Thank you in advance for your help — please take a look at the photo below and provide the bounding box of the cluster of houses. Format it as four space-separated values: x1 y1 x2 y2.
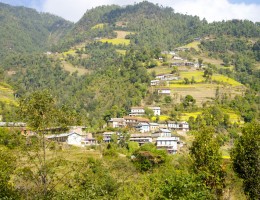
171 61 199 68
44 106 189 154
151 73 180 87
109 106 189 133
45 125 186 154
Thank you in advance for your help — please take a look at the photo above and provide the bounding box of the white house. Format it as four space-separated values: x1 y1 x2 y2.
167 121 189 131
81 133 97 146
129 107 145 116
153 128 172 138
135 123 150 133
109 118 126 128
130 133 152 145
156 137 179 154
46 132 92 147
151 80 160 86
149 123 159 131
158 88 171 95
103 132 116 143
67 133 83 146
129 106 160 116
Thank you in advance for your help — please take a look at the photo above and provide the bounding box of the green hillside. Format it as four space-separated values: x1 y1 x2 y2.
0 2 259 200
0 2 73 59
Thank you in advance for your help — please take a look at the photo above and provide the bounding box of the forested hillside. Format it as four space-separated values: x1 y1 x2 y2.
0 2 73 59
0 1 259 200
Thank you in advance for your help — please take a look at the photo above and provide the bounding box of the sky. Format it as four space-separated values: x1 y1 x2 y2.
0 0 260 23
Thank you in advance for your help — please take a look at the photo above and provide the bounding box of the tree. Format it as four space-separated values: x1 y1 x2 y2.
132 143 168 172
144 107 154 119
19 90 79 198
203 68 213 79
0 146 18 199
182 95 196 109
231 122 260 199
198 58 203 68
190 127 225 196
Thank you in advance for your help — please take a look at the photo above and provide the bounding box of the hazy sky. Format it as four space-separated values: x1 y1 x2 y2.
1 0 260 23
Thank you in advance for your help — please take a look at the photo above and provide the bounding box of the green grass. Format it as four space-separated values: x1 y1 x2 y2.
62 49 77 56
151 115 170 121
212 74 242 86
179 71 204 82
91 23 105 30
169 71 242 86
61 61 89 76
147 66 172 75
168 83 216 88
116 49 126 55
181 41 201 51
0 82 18 106
114 31 135 39
100 38 130 45
181 112 202 121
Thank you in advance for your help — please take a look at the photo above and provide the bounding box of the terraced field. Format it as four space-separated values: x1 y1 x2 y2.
0 83 17 106
169 83 244 106
180 41 201 51
100 38 130 45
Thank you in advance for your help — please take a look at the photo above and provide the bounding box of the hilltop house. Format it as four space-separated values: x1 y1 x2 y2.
157 88 171 95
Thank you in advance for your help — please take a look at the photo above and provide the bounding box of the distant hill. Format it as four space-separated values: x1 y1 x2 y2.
0 2 73 59
56 2 259 52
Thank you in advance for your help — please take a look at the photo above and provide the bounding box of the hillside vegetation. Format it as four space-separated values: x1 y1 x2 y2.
0 2 73 60
0 2 259 200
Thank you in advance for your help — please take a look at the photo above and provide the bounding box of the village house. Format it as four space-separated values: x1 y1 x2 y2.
152 128 172 138
151 80 160 86
129 106 161 116
149 123 159 132
109 118 126 128
155 74 180 81
129 133 152 145
46 132 95 147
103 132 116 143
156 137 179 154
174 47 189 52
124 116 150 127
171 62 184 67
184 62 195 67
167 121 189 132
135 122 150 133
129 107 145 116
172 56 183 60
81 133 97 146
169 51 176 56
157 88 171 95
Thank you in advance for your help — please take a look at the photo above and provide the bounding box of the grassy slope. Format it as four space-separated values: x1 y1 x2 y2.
0 82 17 106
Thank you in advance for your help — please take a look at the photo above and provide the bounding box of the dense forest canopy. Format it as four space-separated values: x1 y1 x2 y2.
0 2 73 60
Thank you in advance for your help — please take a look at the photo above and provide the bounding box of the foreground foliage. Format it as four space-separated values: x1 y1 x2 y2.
231 122 260 199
